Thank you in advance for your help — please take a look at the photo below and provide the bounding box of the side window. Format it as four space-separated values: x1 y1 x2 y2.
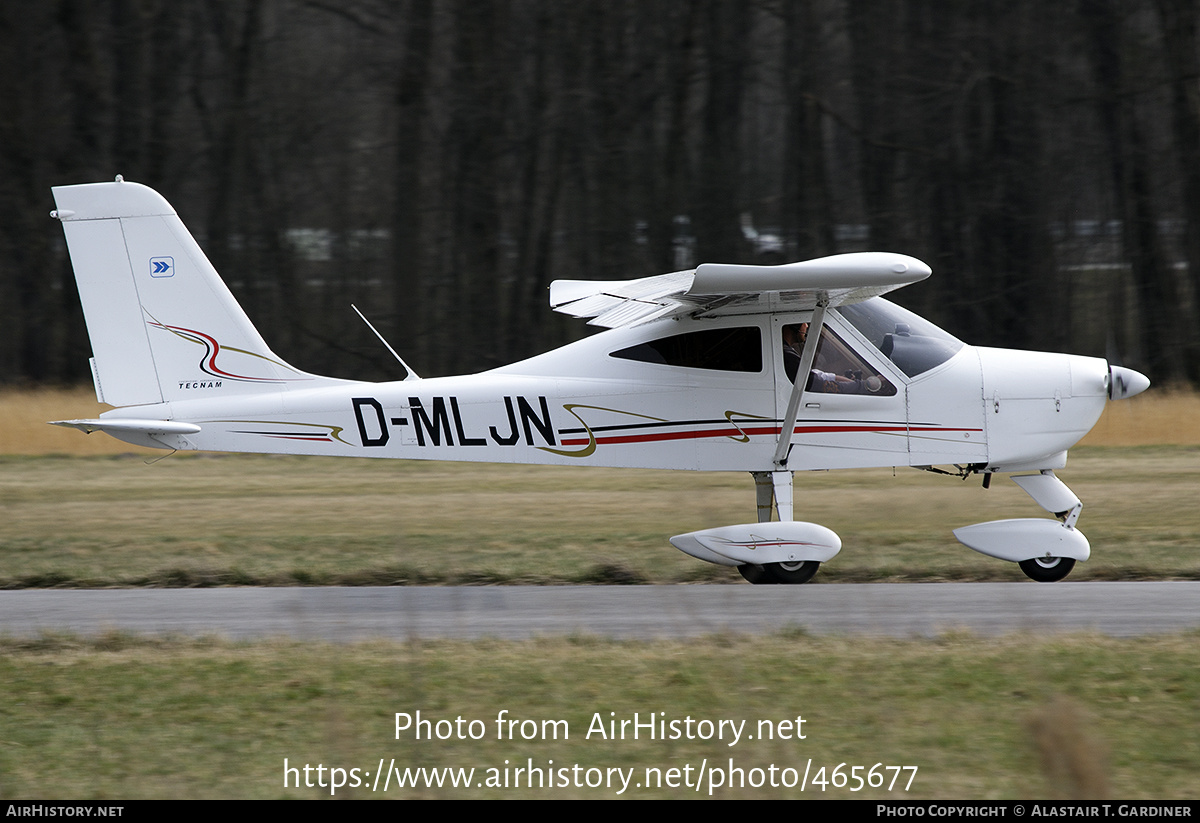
780 323 896 396
611 326 762 372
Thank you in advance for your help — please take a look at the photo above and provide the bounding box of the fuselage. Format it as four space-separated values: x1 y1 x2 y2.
101 297 1113 475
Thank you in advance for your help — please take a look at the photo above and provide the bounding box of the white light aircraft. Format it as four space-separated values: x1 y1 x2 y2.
49 178 1150 583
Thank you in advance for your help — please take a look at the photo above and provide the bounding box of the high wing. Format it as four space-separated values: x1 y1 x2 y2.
549 252 932 328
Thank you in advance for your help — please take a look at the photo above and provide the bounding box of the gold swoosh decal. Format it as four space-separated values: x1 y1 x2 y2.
723 410 774 443
536 404 667 458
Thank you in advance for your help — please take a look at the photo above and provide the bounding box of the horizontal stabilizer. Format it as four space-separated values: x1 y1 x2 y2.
50 418 202 435
49 418 201 451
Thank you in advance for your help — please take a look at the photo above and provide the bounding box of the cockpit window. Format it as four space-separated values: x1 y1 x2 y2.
782 324 897 396
837 298 963 377
611 326 762 372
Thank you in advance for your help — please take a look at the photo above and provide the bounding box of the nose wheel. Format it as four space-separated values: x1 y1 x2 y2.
956 472 1090 582
1018 556 1076 582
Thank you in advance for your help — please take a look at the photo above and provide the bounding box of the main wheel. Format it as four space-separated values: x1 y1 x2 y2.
763 560 821 585
737 564 771 584
1018 556 1076 582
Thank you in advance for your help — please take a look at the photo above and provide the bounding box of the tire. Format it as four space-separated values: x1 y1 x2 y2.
1018 556 1076 582
738 560 821 585
738 564 771 584
763 560 821 585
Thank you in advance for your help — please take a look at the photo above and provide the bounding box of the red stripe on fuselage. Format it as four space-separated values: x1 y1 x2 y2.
558 423 939 447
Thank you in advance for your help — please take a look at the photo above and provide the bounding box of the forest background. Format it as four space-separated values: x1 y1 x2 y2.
4 0 1200 387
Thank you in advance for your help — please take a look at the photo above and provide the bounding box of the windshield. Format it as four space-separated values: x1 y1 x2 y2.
836 298 963 378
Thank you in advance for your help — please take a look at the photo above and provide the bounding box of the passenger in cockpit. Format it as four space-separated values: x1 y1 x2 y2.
781 323 808 383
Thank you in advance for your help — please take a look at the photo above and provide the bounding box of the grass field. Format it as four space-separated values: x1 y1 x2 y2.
1 388 1197 799
1 632 1197 799
1 388 1198 587
2 446 1199 587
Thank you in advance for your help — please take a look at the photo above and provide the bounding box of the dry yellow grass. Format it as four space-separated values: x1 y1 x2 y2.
1078 388 1200 446
2 386 1198 455
0 386 123 455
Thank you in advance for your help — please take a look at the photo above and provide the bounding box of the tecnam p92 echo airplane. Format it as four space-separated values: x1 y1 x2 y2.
49 178 1149 584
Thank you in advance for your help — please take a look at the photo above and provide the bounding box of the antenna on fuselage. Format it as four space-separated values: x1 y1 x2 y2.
351 304 420 381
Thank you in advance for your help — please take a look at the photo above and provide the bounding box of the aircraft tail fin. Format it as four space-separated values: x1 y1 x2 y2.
52 179 333 408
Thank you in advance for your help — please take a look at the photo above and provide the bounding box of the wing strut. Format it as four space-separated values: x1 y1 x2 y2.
773 293 828 469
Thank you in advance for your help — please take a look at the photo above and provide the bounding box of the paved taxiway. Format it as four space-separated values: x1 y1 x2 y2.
1 582 1197 640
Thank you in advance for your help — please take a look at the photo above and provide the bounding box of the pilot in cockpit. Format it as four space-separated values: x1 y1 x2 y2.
782 323 884 394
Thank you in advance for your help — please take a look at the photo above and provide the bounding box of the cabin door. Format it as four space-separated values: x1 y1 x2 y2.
771 313 910 470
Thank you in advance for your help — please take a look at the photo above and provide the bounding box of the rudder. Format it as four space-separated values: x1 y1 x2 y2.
52 179 321 408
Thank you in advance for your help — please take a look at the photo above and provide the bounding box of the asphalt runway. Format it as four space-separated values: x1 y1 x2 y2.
1 582 1197 641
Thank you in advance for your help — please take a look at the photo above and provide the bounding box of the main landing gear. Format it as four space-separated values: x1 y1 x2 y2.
668 472 840 583
738 471 826 585
738 560 822 585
